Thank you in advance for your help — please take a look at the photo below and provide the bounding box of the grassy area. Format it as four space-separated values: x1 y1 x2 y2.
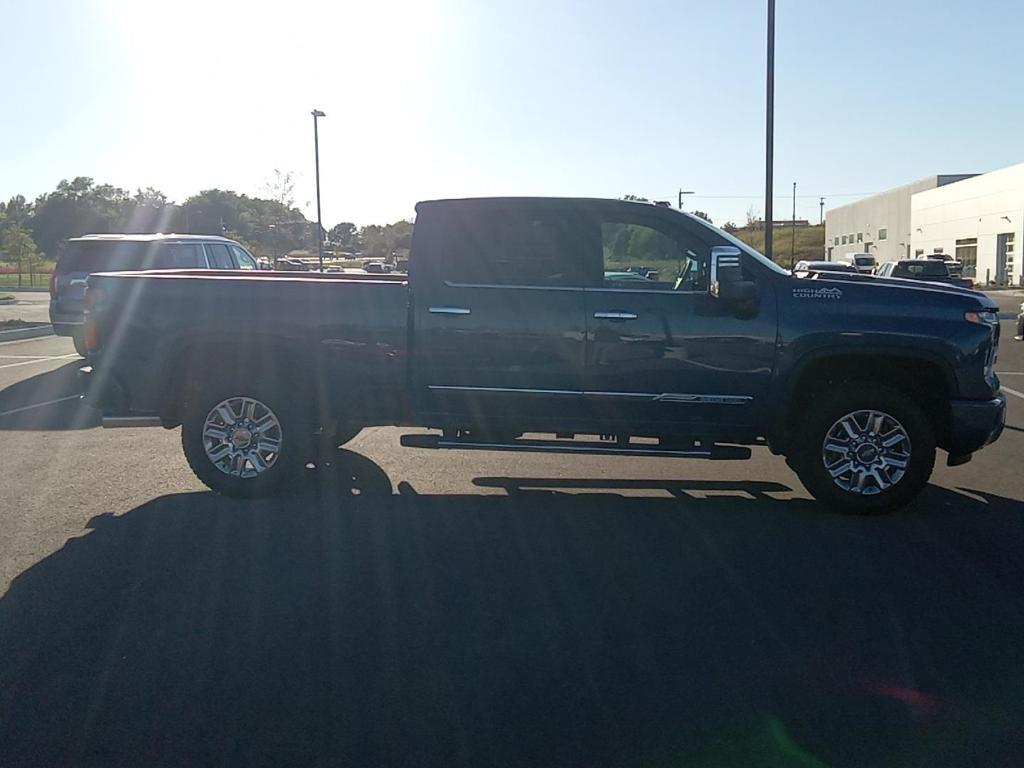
0 319 47 330
0 273 51 289
729 223 825 267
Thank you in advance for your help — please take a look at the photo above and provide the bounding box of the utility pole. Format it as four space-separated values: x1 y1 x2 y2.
819 196 825 225
764 0 775 261
678 189 694 210
311 109 326 272
791 181 796 267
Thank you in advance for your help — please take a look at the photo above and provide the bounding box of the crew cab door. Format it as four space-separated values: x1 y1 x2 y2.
411 201 593 427
581 208 777 434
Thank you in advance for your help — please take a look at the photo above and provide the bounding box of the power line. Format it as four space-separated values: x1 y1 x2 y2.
649 192 877 200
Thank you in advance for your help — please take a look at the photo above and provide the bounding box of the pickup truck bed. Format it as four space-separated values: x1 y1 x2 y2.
86 271 411 424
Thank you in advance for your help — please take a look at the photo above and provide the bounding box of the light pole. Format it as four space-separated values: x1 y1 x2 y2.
764 0 775 261
678 189 695 210
311 109 326 271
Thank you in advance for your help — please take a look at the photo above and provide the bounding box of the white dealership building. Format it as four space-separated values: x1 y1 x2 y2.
825 160 1024 285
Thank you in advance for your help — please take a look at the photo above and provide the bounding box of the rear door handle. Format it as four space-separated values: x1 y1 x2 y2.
429 306 471 315
594 311 637 321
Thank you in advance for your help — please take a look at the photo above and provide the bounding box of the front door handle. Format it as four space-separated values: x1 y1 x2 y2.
429 306 471 315
594 311 637 321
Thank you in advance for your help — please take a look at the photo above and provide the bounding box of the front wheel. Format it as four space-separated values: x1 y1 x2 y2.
72 332 88 357
182 384 312 498
789 384 936 514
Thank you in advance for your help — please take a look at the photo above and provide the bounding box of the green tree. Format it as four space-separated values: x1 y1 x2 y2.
2 225 38 288
31 177 130 255
328 222 359 251
691 210 712 223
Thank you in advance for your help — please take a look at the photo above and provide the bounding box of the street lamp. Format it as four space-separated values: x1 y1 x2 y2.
311 109 326 271
764 0 775 261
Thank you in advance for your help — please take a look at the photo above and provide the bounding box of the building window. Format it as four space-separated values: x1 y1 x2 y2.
955 238 977 278
857 232 863 243
834 237 839 246
841 235 847 244
878 228 887 241
915 249 924 257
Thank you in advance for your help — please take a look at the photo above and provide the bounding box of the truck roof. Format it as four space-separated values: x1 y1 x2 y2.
68 233 237 243
415 196 663 212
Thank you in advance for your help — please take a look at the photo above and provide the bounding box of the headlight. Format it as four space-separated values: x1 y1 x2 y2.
965 310 999 326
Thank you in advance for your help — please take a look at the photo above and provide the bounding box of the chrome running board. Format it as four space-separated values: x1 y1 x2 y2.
400 434 750 460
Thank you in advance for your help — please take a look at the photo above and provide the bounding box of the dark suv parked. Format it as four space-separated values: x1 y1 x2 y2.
50 234 259 355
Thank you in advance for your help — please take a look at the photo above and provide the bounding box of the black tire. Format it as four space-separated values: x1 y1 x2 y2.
72 333 88 357
789 383 936 514
181 381 314 498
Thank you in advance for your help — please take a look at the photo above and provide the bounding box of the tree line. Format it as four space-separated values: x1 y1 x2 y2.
0 175 414 268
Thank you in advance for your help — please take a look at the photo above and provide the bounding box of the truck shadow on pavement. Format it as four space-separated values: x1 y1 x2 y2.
2 450 1023 768
0 361 97 430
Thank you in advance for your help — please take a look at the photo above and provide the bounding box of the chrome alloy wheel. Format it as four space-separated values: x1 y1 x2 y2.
821 409 911 495
202 397 283 478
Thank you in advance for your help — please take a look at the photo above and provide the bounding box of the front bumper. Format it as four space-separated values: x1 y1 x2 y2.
947 393 1007 459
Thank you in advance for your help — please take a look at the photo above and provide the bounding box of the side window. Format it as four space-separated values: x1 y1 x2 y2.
600 219 708 291
205 243 234 269
230 245 257 270
153 243 203 268
445 209 590 286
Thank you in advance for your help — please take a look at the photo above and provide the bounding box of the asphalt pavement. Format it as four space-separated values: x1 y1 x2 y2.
0 290 51 325
1 330 1022 767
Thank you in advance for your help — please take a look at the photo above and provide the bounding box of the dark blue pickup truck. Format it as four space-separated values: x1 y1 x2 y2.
81 197 1005 513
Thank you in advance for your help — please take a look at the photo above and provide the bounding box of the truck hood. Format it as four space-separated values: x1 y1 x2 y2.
791 271 996 310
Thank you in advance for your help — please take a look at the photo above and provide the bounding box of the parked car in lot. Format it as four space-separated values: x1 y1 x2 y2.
82 197 1005 514
875 259 974 288
848 253 877 274
794 260 858 274
604 270 654 282
50 233 259 356
363 261 393 274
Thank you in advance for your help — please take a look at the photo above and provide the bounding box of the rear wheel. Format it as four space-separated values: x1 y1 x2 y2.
789 384 935 514
182 383 313 498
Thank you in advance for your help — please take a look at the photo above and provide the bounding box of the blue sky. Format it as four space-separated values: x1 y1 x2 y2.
1 0 1022 227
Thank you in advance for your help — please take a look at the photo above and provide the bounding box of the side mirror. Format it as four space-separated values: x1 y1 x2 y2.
709 245 742 299
709 245 759 314
718 280 758 303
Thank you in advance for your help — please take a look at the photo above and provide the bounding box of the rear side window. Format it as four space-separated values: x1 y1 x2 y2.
154 243 203 268
56 240 202 273
897 261 947 277
444 208 592 286
230 245 257 270
205 243 234 269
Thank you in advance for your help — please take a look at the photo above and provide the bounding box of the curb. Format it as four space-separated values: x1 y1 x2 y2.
0 325 55 342
0 298 15 305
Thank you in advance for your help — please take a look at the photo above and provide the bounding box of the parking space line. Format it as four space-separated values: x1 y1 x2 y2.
1002 386 1024 400
0 358 69 364
0 394 81 418
0 354 77 370
0 336 63 347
